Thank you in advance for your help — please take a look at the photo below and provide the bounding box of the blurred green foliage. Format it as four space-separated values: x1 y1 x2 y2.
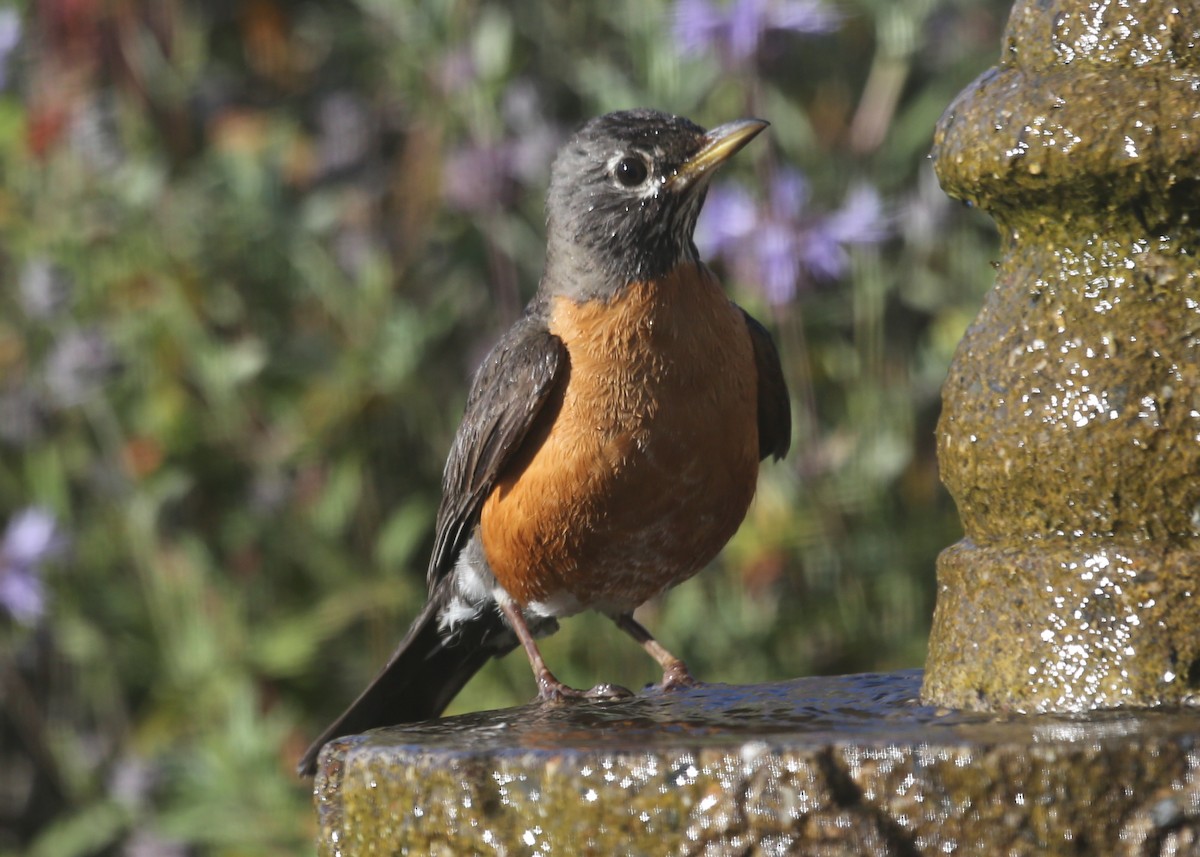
0 0 1009 853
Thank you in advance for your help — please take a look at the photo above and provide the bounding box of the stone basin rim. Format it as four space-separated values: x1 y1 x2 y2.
318 670 1200 768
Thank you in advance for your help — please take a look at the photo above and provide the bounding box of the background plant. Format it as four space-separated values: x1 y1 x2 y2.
0 0 1008 853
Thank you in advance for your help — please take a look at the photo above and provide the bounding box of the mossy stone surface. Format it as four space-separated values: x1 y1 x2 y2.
312 673 1200 855
925 0 1200 710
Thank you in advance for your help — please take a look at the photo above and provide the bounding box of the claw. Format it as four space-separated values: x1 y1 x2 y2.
585 682 634 700
659 662 698 691
537 677 633 703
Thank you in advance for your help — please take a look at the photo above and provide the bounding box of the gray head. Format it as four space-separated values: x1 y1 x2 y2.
540 108 768 302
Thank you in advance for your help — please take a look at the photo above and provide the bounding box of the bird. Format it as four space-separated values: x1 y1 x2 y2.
298 108 791 777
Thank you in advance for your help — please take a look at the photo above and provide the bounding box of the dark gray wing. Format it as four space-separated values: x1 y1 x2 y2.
742 309 791 462
426 309 567 588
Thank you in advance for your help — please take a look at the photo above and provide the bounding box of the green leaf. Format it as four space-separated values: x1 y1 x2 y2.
28 802 129 857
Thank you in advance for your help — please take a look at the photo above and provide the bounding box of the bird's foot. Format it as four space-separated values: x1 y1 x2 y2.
536 675 633 703
657 661 699 691
585 682 635 700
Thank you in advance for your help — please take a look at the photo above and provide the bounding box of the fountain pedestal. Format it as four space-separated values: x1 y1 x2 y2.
923 0 1200 712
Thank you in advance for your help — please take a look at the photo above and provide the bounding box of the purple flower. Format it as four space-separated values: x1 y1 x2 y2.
68 95 125 173
0 385 45 447
442 83 560 215
0 8 19 91
109 753 162 810
0 508 67 625
315 92 373 177
442 142 521 214
696 168 889 305
441 130 558 215
19 258 74 320
122 831 189 857
45 327 120 407
803 184 890 280
436 48 476 96
674 0 839 66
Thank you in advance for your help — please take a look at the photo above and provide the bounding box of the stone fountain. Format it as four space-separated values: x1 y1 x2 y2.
924 0 1200 715
310 2 1200 853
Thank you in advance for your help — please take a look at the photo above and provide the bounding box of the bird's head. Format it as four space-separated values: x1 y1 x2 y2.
541 108 767 301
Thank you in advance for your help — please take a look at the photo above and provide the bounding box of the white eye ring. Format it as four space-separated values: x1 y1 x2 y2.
607 153 662 198
614 154 652 187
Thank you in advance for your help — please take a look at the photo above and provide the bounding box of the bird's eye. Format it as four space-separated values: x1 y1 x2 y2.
613 156 649 187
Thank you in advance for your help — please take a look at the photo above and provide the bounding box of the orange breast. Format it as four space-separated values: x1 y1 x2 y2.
479 263 760 614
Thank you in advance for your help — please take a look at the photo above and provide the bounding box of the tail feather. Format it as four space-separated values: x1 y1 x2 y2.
297 585 515 777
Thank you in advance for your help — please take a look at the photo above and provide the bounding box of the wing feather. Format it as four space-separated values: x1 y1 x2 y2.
426 310 566 588
742 310 792 462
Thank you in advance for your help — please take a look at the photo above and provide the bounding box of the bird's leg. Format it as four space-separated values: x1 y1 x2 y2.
498 600 631 702
613 613 698 690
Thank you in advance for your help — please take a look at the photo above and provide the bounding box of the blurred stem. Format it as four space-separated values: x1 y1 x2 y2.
774 304 820 479
1 651 69 807
853 251 885 397
484 216 522 322
79 397 141 742
850 1 930 154
848 54 910 154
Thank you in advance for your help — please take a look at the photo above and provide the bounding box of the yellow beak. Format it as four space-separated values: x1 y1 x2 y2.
670 118 769 189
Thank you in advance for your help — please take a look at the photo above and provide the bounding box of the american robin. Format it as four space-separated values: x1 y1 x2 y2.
298 108 790 777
